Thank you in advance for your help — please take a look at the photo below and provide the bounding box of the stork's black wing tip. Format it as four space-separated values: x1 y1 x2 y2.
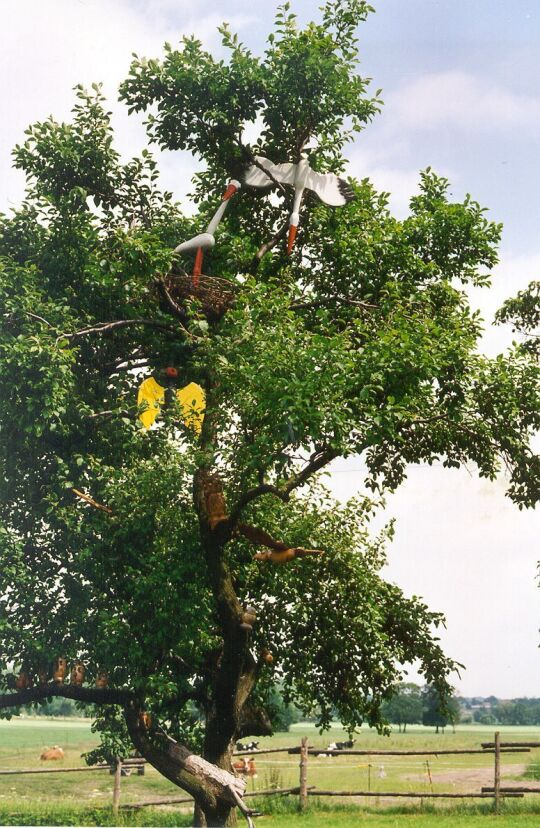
338 178 356 203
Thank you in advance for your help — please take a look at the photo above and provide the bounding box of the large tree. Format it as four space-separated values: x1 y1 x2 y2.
381 682 423 733
0 2 539 825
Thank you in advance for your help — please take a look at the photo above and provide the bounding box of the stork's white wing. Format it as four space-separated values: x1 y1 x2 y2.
244 157 296 189
304 169 355 207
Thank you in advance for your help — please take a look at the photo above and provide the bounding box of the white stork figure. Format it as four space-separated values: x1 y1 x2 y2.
174 179 241 285
243 156 355 253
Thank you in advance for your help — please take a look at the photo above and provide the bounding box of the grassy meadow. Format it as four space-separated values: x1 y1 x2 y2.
0 718 539 825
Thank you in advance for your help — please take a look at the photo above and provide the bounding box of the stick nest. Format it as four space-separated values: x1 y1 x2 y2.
164 272 238 321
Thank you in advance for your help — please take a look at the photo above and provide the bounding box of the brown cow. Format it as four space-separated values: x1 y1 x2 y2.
40 746 64 761
233 757 257 778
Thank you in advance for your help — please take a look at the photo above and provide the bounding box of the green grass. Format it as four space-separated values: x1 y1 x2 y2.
1 718 539 825
1 802 540 827
523 760 540 780
0 803 193 826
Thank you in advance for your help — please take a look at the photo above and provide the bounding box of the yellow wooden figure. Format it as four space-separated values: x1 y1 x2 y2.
137 374 205 434
137 376 165 429
176 382 205 434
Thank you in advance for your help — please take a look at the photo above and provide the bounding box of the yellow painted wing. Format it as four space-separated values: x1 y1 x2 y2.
176 382 205 434
137 376 165 429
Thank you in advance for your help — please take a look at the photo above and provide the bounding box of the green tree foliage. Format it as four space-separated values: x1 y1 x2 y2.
0 2 538 824
381 682 423 732
422 684 461 733
496 281 540 358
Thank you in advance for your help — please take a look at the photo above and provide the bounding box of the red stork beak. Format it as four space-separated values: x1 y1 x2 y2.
192 247 204 287
287 224 298 255
222 181 239 201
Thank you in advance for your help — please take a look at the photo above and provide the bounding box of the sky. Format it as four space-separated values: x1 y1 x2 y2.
1 0 538 698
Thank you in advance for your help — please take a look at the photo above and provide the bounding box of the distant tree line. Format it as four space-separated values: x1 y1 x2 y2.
462 696 540 726
382 685 540 730
382 683 460 733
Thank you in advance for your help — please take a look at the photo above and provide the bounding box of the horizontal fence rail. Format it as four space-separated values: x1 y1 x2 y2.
482 787 540 794
233 746 296 756
294 747 531 756
120 785 317 810
482 741 540 749
0 765 125 775
309 790 524 799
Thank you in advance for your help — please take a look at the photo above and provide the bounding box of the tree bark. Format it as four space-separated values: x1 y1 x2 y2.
189 381 266 826
124 705 245 827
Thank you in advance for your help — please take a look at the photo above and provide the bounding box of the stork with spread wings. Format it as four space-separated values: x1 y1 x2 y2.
243 155 355 253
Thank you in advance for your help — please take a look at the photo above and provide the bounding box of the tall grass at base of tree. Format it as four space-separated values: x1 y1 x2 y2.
1 799 540 827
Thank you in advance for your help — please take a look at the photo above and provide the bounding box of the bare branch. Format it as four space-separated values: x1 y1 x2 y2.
281 447 339 496
154 277 189 323
64 319 179 339
0 682 133 709
228 484 289 526
23 311 56 328
72 488 113 515
227 448 338 527
251 221 289 272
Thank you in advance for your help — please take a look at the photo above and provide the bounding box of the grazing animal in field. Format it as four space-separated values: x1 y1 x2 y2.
317 741 337 758
40 746 64 761
335 739 356 750
233 757 258 778
235 740 259 752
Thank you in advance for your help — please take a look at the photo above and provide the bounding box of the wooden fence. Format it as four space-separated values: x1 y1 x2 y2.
122 731 537 812
1 733 538 816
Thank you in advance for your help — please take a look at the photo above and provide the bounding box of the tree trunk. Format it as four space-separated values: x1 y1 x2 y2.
192 460 259 826
124 705 245 827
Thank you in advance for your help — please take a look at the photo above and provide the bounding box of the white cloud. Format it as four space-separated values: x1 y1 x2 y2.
390 70 540 132
0 0 253 213
470 250 540 355
328 459 540 698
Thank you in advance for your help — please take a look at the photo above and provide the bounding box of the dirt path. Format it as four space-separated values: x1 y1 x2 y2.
405 762 540 792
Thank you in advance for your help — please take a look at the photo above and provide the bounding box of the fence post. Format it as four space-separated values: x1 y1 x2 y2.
299 736 309 811
493 731 501 813
112 757 122 816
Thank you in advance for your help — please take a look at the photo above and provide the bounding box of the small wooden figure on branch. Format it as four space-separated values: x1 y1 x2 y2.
254 547 323 564
15 671 32 690
95 670 108 689
53 657 67 684
239 605 257 633
70 662 85 686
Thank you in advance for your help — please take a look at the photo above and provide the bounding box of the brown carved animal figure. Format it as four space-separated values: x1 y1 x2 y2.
40 746 64 761
203 477 324 565
254 547 323 564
